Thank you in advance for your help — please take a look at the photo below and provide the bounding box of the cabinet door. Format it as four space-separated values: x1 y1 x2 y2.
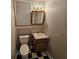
37 43 46 50
36 39 48 51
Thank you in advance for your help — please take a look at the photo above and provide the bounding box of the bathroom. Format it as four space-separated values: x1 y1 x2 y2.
11 0 67 59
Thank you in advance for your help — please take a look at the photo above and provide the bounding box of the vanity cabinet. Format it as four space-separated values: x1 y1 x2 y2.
31 33 50 51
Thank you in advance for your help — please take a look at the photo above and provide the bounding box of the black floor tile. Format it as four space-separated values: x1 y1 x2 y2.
28 53 32 58
33 58 38 59
36 52 42 57
31 49 35 52
44 56 49 59
17 55 21 59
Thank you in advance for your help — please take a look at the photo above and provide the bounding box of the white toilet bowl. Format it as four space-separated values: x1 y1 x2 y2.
20 44 29 59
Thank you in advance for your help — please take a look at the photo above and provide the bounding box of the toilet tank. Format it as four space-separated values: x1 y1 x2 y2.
19 35 29 44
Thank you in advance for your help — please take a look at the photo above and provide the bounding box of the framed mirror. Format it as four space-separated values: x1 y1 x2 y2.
31 11 45 25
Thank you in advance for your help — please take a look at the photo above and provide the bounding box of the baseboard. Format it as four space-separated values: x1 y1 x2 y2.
46 50 54 59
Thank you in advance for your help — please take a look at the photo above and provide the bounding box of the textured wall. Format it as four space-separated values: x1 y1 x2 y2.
16 0 46 25
16 25 44 35
44 0 67 59
16 1 31 25
15 0 45 37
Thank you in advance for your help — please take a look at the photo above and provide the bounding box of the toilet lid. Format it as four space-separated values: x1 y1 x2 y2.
20 44 29 55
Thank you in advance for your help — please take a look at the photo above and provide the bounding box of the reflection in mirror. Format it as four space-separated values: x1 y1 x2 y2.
31 11 45 25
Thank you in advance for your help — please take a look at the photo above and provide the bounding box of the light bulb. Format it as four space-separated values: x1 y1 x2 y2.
41 7 43 11
33 7 35 11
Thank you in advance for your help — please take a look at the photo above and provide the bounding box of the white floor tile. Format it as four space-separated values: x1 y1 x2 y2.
32 53 38 58
41 51 47 56
38 57 44 59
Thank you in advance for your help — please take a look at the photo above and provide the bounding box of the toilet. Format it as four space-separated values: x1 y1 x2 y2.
19 35 29 59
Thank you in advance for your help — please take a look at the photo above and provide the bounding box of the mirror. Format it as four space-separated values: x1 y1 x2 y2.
31 11 45 25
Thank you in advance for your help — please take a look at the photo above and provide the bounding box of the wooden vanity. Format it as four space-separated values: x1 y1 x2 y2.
31 32 50 51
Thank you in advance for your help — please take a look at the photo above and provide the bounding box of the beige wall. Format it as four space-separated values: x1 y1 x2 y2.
11 0 16 59
16 1 31 25
12 0 67 59
15 0 46 26
15 0 45 36
45 0 67 59
16 25 44 37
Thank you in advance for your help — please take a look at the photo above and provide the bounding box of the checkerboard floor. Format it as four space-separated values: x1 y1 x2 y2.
17 45 50 59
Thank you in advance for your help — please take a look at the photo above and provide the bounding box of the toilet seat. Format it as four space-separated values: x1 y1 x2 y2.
20 44 29 56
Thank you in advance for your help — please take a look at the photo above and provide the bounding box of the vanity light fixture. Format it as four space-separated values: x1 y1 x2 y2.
33 7 44 11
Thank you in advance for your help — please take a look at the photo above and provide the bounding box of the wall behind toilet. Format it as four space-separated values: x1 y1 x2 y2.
44 0 67 59
16 25 44 35
15 0 45 37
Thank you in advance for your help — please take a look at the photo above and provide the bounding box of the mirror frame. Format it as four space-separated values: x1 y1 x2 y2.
31 11 45 25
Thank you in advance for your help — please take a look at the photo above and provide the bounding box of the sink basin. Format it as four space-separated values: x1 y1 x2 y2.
32 32 49 39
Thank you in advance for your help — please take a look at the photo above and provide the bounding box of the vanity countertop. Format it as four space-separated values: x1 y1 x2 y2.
32 32 50 39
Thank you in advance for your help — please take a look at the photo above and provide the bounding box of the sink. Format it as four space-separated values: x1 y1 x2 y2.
32 32 49 39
